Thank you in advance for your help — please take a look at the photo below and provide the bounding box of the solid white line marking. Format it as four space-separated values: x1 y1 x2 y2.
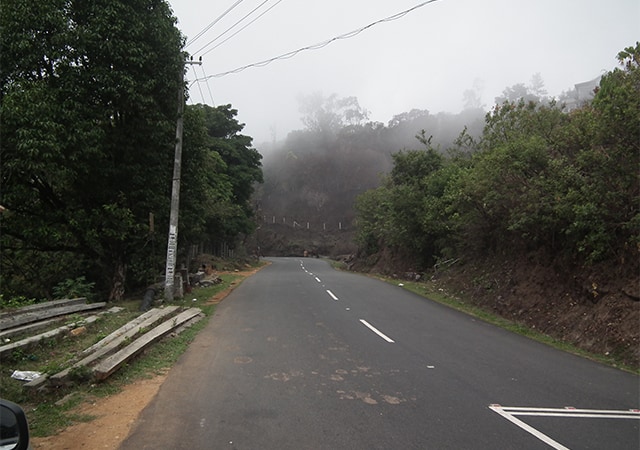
498 407 640 418
326 290 339 301
513 412 639 419
489 406 640 449
489 406 570 450
360 319 395 343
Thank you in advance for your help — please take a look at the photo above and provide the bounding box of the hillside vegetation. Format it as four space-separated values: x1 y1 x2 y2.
356 45 638 270
255 95 485 255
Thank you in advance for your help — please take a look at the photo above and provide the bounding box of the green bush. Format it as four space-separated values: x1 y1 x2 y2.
52 277 95 301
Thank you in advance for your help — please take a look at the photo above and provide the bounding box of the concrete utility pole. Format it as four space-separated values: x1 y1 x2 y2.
164 57 201 302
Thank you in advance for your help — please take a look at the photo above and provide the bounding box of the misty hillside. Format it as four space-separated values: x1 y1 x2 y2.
254 98 485 256
252 74 595 257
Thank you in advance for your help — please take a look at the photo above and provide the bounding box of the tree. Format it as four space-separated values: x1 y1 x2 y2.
462 78 485 110
1 0 184 301
574 42 640 261
455 55 638 263
494 74 548 105
181 104 263 251
390 133 442 185
387 109 430 128
297 92 369 136
356 135 452 266
529 73 548 100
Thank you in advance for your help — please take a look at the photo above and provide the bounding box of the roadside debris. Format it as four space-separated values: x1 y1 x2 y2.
11 370 43 382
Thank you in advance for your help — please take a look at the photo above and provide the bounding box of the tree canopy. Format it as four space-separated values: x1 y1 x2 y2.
355 43 640 271
1 1 262 302
181 104 263 249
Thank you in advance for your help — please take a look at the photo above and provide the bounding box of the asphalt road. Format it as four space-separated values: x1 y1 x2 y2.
121 257 639 449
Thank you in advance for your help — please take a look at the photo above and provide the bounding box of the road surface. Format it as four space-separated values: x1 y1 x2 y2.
121 257 639 449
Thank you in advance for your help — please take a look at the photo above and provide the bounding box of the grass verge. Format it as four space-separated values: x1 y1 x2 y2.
319 260 636 372
372 274 638 374
0 272 246 438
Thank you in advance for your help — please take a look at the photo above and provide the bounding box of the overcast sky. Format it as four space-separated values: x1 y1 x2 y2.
167 0 639 144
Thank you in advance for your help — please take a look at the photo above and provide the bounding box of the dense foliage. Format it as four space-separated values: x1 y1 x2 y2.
181 104 263 250
0 1 262 302
355 44 639 271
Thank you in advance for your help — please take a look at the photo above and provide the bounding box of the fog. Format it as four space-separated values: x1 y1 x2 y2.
168 0 638 145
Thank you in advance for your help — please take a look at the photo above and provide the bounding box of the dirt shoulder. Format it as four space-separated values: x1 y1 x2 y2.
30 373 168 450
30 266 264 450
352 247 639 370
431 256 639 369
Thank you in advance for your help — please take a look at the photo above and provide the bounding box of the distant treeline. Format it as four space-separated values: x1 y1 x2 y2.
257 97 486 229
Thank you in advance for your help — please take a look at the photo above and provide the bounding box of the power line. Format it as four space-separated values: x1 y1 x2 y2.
195 0 442 81
197 0 285 58
192 0 284 57
197 64 217 105
185 0 245 49
193 68 206 102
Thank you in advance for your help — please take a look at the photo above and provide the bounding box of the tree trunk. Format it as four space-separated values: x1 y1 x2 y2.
108 260 126 302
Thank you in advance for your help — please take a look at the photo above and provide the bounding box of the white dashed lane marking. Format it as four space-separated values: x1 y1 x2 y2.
360 319 395 343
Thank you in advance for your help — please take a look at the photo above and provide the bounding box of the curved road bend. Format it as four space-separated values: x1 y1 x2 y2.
121 257 639 449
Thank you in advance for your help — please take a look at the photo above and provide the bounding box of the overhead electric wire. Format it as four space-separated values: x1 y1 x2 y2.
193 70 206 103
195 0 285 58
197 64 217 105
192 0 284 57
195 0 442 81
185 0 246 49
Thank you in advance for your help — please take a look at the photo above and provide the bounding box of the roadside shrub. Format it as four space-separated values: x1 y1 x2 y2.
0 294 37 310
52 277 96 302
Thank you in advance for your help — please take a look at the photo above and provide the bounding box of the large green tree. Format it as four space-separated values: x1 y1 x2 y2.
181 104 263 251
1 0 184 301
355 134 455 267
